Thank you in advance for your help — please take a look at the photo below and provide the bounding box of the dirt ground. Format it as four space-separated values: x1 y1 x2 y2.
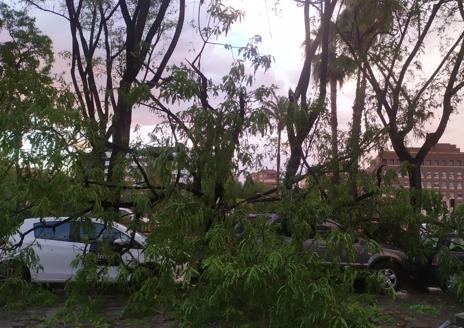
0 294 176 328
0 288 463 327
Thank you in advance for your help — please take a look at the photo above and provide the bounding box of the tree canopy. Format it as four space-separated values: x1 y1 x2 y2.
1 0 464 326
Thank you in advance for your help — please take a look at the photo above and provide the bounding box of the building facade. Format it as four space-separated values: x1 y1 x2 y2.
378 143 464 207
250 169 278 187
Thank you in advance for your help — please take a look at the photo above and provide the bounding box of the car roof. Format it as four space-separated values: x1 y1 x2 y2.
319 218 342 229
24 217 103 223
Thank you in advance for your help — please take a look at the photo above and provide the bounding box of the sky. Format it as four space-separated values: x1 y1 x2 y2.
11 0 464 154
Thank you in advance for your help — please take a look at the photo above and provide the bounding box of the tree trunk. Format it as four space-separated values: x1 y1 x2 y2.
407 161 422 206
349 68 367 197
108 80 133 189
404 159 422 191
276 126 282 188
329 77 339 183
284 144 304 189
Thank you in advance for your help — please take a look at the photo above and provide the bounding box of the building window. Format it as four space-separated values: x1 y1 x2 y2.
426 160 431 166
442 182 447 189
442 172 447 179
458 172 463 180
450 160 455 166
434 172 439 179
426 181 432 188
458 192 463 199
389 159 395 165
426 172 432 179
450 192 455 199
434 182 440 189
450 182 455 190
442 160 447 166
458 182 462 190
449 172 455 180
458 160 462 166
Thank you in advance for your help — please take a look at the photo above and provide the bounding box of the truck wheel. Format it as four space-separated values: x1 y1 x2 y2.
441 274 458 292
372 261 403 291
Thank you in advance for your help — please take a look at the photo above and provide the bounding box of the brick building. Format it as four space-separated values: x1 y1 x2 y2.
250 169 278 187
377 143 464 207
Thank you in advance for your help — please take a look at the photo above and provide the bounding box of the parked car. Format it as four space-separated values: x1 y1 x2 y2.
305 219 413 290
234 215 413 290
0 217 148 283
418 233 464 289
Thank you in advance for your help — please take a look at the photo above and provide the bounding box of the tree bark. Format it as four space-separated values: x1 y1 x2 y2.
285 143 305 189
329 77 339 183
408 164 422 190
107 80 133 186
349 68 366 197
283 0 335 189
276 125 282 188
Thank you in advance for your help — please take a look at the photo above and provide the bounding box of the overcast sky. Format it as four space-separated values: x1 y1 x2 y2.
16 0 464 152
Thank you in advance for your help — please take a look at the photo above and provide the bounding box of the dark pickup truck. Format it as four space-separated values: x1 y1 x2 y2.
301 219 412 290
235 215 464 291
419 233 464 290
234 215 412 290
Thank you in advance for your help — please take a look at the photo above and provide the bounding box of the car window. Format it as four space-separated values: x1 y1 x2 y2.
449 237 464 252
34 222 71 241
316 225 334 238
80 223 131 244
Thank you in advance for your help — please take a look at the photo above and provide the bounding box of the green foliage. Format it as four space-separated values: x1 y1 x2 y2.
123 184 390 327
0 3 83 239
0 278 57 311
2 2 464 328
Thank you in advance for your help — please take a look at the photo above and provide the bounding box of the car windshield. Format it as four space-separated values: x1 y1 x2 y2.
449 237 464 252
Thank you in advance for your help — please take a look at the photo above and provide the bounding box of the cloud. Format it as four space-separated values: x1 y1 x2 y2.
18 0 464 151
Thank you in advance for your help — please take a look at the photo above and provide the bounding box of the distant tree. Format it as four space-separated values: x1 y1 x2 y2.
337 0 398 196
242 175 267 199
0 2 53 176
312 23 356 183
262 92 288 187
26 0 186 198
0 3 80 237
343 0 464 206
283 0 338 189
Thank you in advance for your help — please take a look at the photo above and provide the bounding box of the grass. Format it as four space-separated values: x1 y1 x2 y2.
405 303 440 315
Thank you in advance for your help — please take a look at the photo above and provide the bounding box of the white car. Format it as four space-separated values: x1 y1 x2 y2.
0 217 148 283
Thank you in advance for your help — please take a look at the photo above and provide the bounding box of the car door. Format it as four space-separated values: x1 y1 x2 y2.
102 225 144 279
111 226 144 268
302 225 330 262
32 221 77 282
352 238 371 268
75 221 143 281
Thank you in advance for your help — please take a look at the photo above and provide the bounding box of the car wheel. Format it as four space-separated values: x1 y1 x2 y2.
372 261 403 291
0 261 30 282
